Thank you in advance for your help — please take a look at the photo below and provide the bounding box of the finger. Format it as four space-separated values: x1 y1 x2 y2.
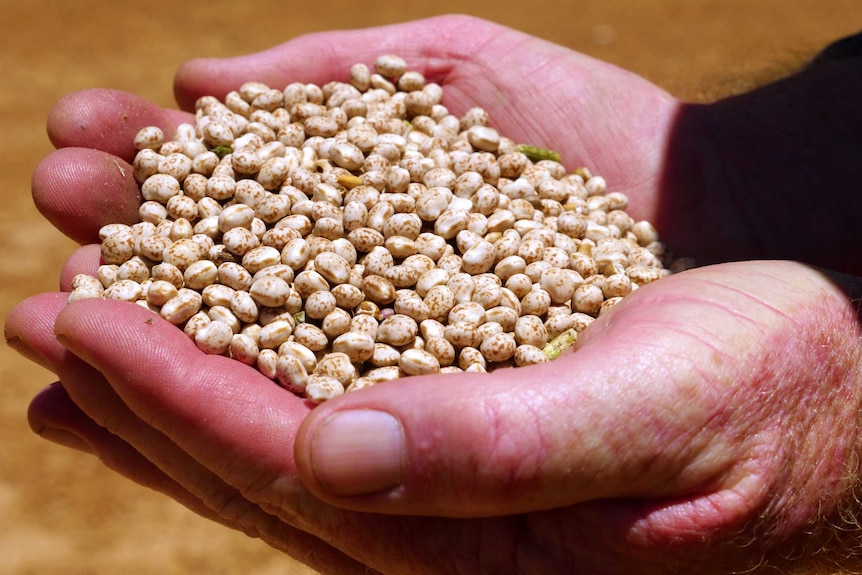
173 14 619 139
28 383 95 453
11 293 310 514
48 299 505 573
8 294 275 525
28 381 226 522
38 89 194 244
173 15 507 110
59 244 101 290
5 292 71 372
52 299 314 501
47 88 191 161
10 296 373 575
27 383 372 575
32 148 141 244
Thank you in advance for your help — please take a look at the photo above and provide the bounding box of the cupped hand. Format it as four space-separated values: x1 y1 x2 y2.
10 259 862 574
37 15 677 245
36 15 862 270
11 14 862 575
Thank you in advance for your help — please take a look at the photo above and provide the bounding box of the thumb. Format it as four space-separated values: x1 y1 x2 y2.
294 262 836 518
294 310 737 518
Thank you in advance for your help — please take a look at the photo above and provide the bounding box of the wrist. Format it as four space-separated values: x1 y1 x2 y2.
754 267 862 573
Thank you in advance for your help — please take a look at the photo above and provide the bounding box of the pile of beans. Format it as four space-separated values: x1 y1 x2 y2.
68 55 688 402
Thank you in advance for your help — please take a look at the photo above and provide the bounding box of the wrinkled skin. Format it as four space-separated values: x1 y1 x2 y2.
7 15 862 575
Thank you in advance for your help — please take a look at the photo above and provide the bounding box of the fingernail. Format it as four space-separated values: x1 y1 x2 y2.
37 426 94 455
310 410 405 497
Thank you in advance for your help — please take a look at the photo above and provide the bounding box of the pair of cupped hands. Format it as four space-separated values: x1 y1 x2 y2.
7 15 862 575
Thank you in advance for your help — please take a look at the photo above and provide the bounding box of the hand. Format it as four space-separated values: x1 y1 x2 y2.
36 16 678 245
38 15 862 275
11 261 862 574
8 14 862 574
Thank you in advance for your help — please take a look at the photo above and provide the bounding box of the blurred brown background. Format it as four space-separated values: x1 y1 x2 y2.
0 1 858 573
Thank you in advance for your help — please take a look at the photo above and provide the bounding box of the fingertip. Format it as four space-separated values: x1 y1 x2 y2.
53 297 104 343
53 298 138 342
174 51 303 107
27 382 69 422
27 382 96 454
174 53 292 109
51 298 201 380
173 58 217 111
5 292 69 341
5 292 72 371
48 89 136 159
32 148 141 245
46 88 185 161
59 245 103 290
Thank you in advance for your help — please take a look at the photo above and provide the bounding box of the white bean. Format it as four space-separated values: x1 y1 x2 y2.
195 321 233 355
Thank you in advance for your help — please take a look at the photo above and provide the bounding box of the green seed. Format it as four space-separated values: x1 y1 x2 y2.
543 328 578 359
516 144 561 163
211 145 233 159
